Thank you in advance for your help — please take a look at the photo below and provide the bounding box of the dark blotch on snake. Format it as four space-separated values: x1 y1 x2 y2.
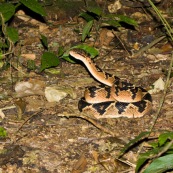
104 86 112 98
115 102 129 114
133 93 152 113
78 98 90 112
87 86 99 98
92 102 114 115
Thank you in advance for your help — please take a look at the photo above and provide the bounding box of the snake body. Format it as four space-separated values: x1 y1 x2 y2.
69 49 152 118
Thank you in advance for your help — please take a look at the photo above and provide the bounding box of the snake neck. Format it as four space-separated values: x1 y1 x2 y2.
69 49 118 86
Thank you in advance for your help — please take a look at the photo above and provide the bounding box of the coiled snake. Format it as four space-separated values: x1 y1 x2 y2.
69 49 152 118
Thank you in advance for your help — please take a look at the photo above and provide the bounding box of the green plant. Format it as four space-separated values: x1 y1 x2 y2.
79 6 138 42
0 126 7 138
59 5 138 66
119 131 173 172
39 34 60 71
63 44 99 63
0 0 46 60
39 33 99 71
39 4 137 70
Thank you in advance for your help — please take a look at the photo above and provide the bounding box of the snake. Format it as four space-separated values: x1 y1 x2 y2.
69 49 152 119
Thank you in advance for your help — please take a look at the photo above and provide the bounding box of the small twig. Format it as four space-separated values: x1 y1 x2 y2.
15 109 44 134
57 112 115 136
116 158 136 168
112 30 131 56
79 114 115 136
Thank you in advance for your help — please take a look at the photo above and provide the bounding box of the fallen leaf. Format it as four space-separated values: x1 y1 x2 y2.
99 29 114 47
148 77 165 94
21 54 36 60
72 154 87 173
92 150 99 162
160 43 173 53
14 98 27 120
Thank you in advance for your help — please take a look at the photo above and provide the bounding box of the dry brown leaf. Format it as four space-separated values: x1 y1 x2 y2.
39 25 49 32
21 54 36 60
14 98 27 120
23 36 40 45
98 153 119 172
133 42 140 50
99 29 114 47
91 150 99 162
149 77 165 94
71 154 87 173
160 43 173 53
131 12 151 23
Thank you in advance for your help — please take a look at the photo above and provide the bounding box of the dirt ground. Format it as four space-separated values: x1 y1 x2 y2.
0 0 173 173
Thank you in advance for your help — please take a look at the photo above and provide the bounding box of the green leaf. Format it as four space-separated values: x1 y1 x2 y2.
79 12 95 22
158 132 173 146
0 41 8 49
0 53 3 60
102 20 121 28
62 44 99 63
82 20 93 42
0 126 7 138
72 44 99 58
136 147 161 172
40 34 48 50
40 52 59 71
103 14 138 27
6 27 19 43
136 152 150 172
57 46 64 57
20 0 46 16
119 131 150 157
79 7 102 22
136 142 173 173
62 53 76 63
87 6 102 16
143 154 173 173
117 15 138 26
0 3 15 23
167 149 173 154
149 141 159 149
27 60 36 70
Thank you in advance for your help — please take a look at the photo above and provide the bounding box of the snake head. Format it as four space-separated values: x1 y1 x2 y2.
69 48 90 60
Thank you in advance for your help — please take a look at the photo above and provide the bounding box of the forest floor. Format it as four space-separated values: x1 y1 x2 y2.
0 0 173 172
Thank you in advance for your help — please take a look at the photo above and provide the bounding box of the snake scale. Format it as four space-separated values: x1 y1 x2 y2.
69 49 152 119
